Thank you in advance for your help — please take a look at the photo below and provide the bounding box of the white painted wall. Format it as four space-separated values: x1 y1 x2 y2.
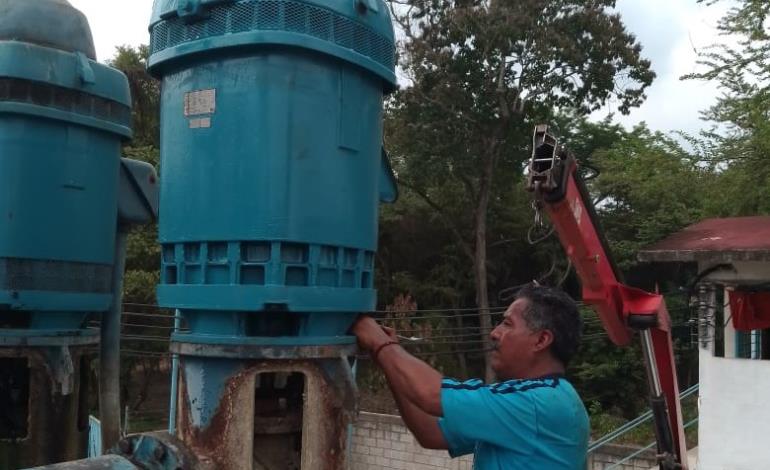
701 261 770 285
697 349 770 469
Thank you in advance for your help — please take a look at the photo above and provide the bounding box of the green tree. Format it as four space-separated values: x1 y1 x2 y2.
590 124 710 267
685 1 770 215
571 307 649 420
108 45 160 148
386 0 655 379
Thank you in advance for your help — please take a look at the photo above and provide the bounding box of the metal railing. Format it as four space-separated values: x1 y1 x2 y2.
587 383 699 467
604 417 698 470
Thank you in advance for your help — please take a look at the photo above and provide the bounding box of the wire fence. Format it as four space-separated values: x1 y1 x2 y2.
106 294 697 437
110 299 694 358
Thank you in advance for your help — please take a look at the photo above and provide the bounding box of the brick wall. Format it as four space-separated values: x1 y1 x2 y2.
349 412 658 470
586 444 657 470
349 412 473 470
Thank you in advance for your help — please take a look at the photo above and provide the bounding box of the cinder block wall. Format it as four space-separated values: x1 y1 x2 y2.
586 444 657 470
348 412 473 470
349 412 658 470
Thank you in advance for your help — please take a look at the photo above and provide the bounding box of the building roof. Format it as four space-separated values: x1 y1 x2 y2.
637 216 770 263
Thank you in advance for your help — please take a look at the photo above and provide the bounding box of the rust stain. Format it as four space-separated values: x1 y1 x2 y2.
317 370 347 470
177 359 352 470
177 364 254 469
0 346 91 468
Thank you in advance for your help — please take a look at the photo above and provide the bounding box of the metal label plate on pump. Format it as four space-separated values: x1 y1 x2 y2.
184 89 216 128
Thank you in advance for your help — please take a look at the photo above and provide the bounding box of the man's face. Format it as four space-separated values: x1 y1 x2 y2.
489 298 545 380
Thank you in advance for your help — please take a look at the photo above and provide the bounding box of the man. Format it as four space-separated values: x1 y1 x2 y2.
351 283 589 469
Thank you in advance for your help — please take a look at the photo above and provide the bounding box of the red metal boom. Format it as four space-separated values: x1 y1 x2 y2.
525 124 688 470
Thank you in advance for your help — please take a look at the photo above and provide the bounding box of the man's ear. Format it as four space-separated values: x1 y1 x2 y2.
533 329 554 352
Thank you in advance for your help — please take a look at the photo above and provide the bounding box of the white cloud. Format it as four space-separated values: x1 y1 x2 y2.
593 0 734 135
67 0 733 136
69 0 155 63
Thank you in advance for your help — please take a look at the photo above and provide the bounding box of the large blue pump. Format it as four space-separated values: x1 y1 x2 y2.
0 1 132 317
17 1 397 468
144 1 398 468
0 0 136 466
149 0 398 345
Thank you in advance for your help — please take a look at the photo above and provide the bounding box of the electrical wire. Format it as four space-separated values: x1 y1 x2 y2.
121 323 188 331
106 299 695 353
556 259 572 288
374 309 509 322
122 311 175 319
526 222 556 245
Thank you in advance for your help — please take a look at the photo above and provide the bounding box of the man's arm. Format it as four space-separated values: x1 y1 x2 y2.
352 316 443 416
371 325 448 449
352 317 478 455
377 342 444 416
387 371 448 449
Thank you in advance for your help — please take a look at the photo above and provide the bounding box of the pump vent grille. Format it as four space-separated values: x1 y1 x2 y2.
161 241 375 290
0 258 112 293
0 78 131 127
150 0 395 71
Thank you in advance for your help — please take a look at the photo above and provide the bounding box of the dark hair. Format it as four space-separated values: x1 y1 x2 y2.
515 284 582 366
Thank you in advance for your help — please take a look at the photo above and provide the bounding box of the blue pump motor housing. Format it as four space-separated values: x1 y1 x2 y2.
149 0 397 344
0 0 132 323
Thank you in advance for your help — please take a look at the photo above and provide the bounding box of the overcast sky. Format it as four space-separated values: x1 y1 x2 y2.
68 0 731 136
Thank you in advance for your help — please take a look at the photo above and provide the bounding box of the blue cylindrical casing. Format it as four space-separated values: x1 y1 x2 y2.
0 0 132 318
0 1 132 467
149 0 397 343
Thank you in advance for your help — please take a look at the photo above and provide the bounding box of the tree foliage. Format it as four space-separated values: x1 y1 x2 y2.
589 124 710 267
103 0 770 429
685 0 770 216
386 0 655 378
109 45 160 148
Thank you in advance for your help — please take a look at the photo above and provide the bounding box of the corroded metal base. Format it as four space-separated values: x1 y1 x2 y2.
172 343 357 470
0 342 95 469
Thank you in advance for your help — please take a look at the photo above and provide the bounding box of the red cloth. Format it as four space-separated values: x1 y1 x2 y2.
729 291 770 331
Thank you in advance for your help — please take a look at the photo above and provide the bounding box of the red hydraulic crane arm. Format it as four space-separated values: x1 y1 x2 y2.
525 125 688 470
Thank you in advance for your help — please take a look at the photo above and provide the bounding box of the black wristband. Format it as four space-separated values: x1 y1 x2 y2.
373 340 399 362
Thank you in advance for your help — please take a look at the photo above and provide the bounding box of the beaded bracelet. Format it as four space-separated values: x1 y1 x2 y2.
373 340 399 362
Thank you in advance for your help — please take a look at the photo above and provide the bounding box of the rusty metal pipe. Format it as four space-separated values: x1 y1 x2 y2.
100 229 128 451
168 309 182 435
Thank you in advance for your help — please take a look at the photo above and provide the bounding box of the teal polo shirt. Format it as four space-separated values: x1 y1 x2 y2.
437 375 589 469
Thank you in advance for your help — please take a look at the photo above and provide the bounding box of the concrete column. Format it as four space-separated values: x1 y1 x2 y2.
723 287 736 359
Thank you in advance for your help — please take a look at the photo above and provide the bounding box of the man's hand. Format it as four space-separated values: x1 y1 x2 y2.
350 316 397 353
351 315 445 423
